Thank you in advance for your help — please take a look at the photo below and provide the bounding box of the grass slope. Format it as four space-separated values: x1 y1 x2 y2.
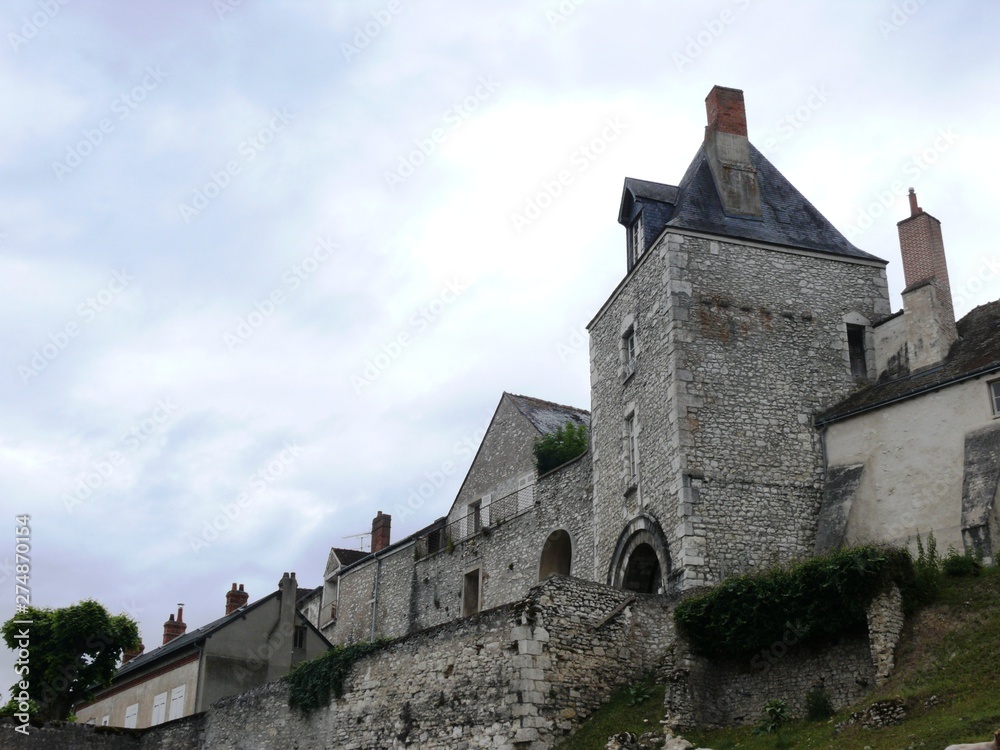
567 568 1000 750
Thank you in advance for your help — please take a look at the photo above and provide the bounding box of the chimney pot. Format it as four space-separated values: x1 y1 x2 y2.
226 581 250 615
162 606 188 645
908 187 921 216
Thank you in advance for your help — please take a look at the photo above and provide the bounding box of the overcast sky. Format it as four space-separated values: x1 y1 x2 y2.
2 0 998 701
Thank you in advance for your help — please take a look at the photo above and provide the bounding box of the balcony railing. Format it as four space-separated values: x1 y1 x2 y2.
415 484 536 556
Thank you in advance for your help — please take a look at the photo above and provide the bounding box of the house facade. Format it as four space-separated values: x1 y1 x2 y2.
75 573 329 728
309 85 997 648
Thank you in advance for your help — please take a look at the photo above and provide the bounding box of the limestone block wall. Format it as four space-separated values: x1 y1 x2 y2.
664 582 905 729
589 229 891 592
324 455 594 645
116 575 674 750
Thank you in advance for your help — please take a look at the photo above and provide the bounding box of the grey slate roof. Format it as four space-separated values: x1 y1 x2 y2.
620 143 886 263
331 547 368 567
505 393 591 434
817 300 1000 424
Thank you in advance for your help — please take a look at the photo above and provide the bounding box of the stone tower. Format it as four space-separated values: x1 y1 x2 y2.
587 86 892 593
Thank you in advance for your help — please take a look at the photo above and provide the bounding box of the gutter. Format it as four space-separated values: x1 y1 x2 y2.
370 554 382 642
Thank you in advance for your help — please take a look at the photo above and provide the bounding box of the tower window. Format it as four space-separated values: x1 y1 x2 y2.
623 328 636 377
626 414 638 482
990 380 1000 416
847 324 867 379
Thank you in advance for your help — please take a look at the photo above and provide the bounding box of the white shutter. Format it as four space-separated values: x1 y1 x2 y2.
124 703 138 729
151 692 167 725
101 716 109 726
517 475 534 512
480 493 492 527
168 685 186 720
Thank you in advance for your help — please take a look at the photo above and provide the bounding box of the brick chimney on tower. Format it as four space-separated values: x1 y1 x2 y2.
371 511 391 553
898 187 956 321
162 605 187 645
703 85 761 218
225 583 249 615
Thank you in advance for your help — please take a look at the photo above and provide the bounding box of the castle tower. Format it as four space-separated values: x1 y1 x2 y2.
588 86 891 592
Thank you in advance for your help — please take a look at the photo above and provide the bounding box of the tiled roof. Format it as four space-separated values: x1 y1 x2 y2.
505 393 591 434
620 143 886 263
817 300 1000 423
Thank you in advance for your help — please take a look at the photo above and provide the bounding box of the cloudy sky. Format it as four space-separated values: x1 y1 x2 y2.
2 0 999 699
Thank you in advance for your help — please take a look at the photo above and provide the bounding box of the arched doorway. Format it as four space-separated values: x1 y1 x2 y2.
607 514 671 595
622 543 661 593
539 529 572 580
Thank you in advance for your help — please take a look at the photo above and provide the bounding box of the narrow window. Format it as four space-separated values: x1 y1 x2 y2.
991 381 1000 416
124 703 138 729
293 625 307 649
623 328 637 378
468 500 482 536
462 568 481 617
517 474 535 512
626 414 638 482
101 716 110 727
847 324 867 379
630 217 644 260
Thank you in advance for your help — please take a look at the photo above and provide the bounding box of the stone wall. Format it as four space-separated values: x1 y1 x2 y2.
589 229 891 592
664 582 905 729
0 714 205 750
324 454 594 646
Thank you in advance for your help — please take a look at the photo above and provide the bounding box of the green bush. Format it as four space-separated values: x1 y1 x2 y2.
909 532 942 605
533 422 588 474
942 546 982 577
287 639 388 714
754 698 789 735
674 546 916 659
804 687 834 721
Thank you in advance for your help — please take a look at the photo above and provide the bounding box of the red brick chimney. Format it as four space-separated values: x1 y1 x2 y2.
122 643 145 664
162 605 187 645
705 85 748 138
225 583 249 615
703 85 760 218
898 187 955 320
371 511 391 553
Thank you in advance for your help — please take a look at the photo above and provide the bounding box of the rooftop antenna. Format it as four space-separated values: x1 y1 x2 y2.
342 532 371 551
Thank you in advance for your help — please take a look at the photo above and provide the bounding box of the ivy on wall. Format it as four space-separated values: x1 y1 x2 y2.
287 639 389 714
673 546 917 659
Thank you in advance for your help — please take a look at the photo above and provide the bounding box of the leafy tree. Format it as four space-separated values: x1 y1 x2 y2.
533 421 588 474
2 599 139 721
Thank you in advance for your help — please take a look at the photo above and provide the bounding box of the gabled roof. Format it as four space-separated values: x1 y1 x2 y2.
331 547 368 567
505 393 590 435
817 300 1000 424
619 143 886 263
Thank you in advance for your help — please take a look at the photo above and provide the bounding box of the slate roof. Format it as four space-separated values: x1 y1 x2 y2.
111 591 279 680
620 143 886 263
505 393 591 434
331 547 368 567
816 300 1000 424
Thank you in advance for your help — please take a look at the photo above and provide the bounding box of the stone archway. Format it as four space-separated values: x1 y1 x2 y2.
538 529 572 580
607 514 671 594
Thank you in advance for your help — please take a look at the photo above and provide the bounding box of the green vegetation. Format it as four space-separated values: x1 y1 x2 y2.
674 546 919 660
553 680 664 749
753 698 789 736
1 600 139 721
534 422 588 474
287 639 388 714
804 687 834 722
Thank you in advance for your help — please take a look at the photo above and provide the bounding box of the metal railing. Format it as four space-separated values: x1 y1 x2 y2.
416 484 536 556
